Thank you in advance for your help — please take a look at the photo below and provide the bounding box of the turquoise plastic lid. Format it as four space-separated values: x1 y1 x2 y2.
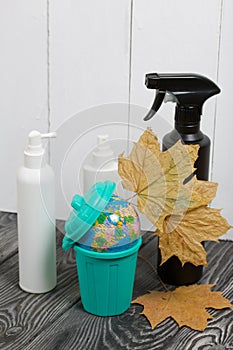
62 181 116 250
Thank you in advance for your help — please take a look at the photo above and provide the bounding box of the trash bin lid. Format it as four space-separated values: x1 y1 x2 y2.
63 181 116 249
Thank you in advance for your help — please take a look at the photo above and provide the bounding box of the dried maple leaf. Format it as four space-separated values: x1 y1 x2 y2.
132 284 232 331
155 176 219 230
118 128 200 225
156 206 232 266
118 128 231 266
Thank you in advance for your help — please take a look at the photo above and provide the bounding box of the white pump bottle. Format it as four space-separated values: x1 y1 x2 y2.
83 135 119 192
17 130 57 293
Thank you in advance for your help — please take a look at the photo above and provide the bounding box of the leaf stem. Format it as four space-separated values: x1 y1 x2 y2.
124 193 137 202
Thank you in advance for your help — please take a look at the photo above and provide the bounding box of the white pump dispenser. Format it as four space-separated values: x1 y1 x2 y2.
17 130 57 293
83 135 119 192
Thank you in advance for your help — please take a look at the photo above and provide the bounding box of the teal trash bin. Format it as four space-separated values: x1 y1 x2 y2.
74 237 142 316
62 181 141 316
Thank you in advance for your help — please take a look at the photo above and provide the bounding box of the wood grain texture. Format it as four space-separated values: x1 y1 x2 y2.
0 214 79 350
0 212 18 264
0 212 232 350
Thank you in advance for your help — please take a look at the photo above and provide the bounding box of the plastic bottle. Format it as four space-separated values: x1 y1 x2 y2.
17 130 57 293
83 135 119 193
143 73 220 285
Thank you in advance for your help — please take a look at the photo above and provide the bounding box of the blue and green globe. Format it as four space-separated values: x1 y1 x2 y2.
78 195 141 252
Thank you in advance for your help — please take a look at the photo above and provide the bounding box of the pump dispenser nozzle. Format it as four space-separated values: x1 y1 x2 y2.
143 73 220 123
26 130 56 153
83 135 119 193
24 130 56 168
92 135 114 167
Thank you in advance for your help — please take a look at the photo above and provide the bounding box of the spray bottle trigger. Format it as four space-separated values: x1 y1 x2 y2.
144 91 165 121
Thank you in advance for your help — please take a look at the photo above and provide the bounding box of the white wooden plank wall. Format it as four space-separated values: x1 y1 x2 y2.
49 0 131 218
0 1 48 210
0 1 232 239
212 0 233 240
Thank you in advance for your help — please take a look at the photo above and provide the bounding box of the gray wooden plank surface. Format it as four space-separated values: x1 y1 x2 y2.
0 212 232 350
0 212 18 264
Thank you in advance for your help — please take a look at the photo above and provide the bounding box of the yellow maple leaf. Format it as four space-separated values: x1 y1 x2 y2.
132 284 232 331
118 128 200 226
156 206 232 266
155 176 219 230
118 128 231 266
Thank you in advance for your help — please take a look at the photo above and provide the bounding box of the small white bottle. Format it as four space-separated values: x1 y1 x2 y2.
83 135 119 192
17 130 57 293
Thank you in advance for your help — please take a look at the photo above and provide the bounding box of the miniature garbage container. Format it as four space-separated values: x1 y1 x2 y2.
62 181 141 316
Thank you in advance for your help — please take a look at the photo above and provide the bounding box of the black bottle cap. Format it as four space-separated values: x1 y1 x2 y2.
175 106 200 125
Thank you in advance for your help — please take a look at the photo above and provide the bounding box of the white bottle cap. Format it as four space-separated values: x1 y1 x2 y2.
92 135 114 167
24 130 56 169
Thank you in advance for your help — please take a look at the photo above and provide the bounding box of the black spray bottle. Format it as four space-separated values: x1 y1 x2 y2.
143 73 220 285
